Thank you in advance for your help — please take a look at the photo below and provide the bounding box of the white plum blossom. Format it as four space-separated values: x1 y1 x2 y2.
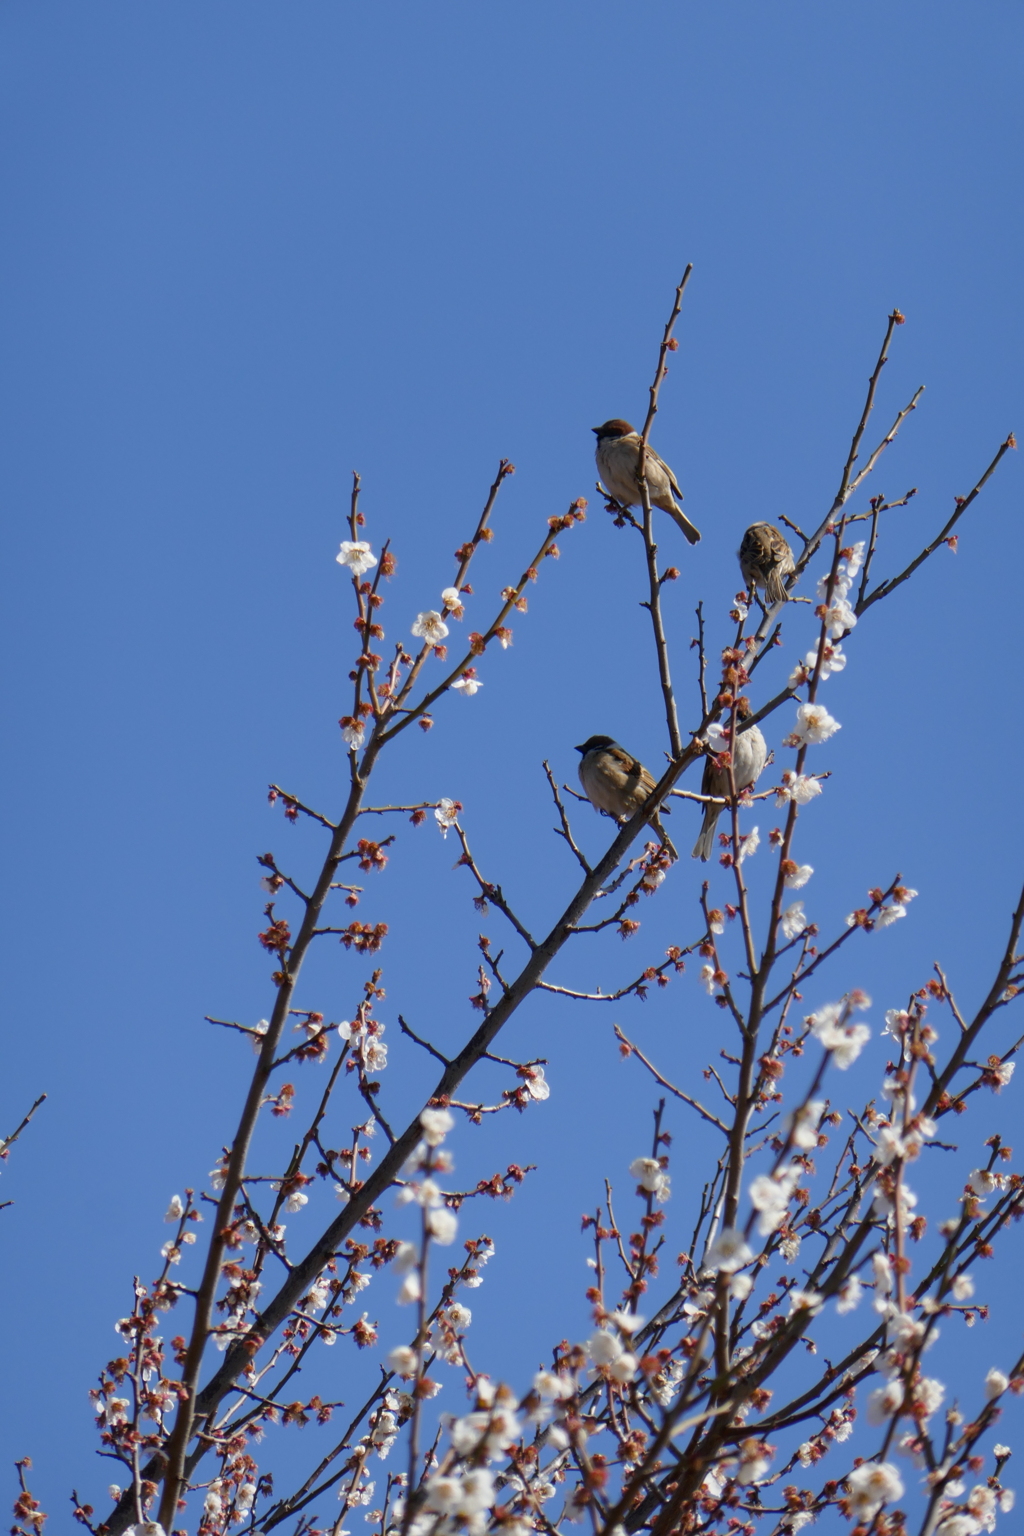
440 586 462 610
608 1351 638 1383
991 1060 1015 1089
749 1165 799 1236
434 799 459 837
393 1241 418 1274
608 1310 645 1335
730 1272 754 1299
786 1099 824 1150
459 1467 497 1512
842 541 866 579
952 1272 975 1301
306 1275 331 1310
874 1178 918 1222
388 1347 418 1383
705 1227 754 1273
986 1368 1010 1399
411 610 449 645
682 1288 715 1320
427 1206 458 1245
813 639 847 678
935 1518 983 1536
789 1289 823 1317
522 1065 550 1100
781 902 807 941
362 1038 388 1072
780 1232 801 1263
815 546 863 636
916 1376 946 1419
341 719 366 750
450 673 484 696
738 826 760 862
789 639 847 688
424 1467 496 1519
629 1156 671 1202
736 1438 772 1483
872 1251 894 1297
883 1009 910 1040
867 1379 905 1423
164 1195 184 1222
784 863 813 889
451 1400 520 1458
397 1270 421 1305
965 1487 996 1528
809 1001 871 1068
792 701 841 744
876 902 908 928
422 1475 462 1516
836 1275 863 1314
777 771 823 806
700 964 717 995
534 1369 575 1400
420 1107 454 1145
820 595 857 638
101 1396 130 1426
845 1461 904 1520
336 541 378 577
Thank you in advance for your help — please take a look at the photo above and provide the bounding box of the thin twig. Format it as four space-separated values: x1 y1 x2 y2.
614 1026 728 1133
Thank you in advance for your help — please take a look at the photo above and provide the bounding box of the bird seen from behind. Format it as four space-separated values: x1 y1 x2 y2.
738 522 795 607
691 722 768 862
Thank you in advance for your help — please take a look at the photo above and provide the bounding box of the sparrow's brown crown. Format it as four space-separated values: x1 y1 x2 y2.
592 419 636 440
576 734 617 755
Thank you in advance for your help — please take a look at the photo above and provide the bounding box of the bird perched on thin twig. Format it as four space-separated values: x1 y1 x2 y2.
593 420 701 546
738 522 795 607
691 722 767 862
576 735 678 859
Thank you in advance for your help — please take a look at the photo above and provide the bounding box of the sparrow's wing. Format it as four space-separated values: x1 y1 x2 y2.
651 449 684 501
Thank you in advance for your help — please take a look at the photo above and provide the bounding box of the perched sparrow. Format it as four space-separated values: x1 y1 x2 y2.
576 735 678 859
593 419 701 545
691 722 768 862
738 522 795 606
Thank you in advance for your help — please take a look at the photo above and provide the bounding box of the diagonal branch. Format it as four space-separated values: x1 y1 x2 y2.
614 1025 728 1134
859 432 1016 614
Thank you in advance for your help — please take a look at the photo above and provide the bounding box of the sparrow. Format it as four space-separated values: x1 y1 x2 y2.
738 522 795 607
575 735 678 859
593 419 701 545
691 722 768 862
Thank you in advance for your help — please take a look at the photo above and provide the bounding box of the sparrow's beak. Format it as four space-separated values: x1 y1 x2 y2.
575 743 587 753
591 427 600 436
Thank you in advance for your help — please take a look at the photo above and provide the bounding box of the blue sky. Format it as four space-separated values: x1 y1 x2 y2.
2 2 1022 1522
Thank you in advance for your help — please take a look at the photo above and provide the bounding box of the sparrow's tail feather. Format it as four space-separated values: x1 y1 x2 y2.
765 568 789 605
691 806 720 862
664 503 701 545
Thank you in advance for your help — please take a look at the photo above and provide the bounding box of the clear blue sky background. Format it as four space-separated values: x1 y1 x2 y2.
2 2 1023 1524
